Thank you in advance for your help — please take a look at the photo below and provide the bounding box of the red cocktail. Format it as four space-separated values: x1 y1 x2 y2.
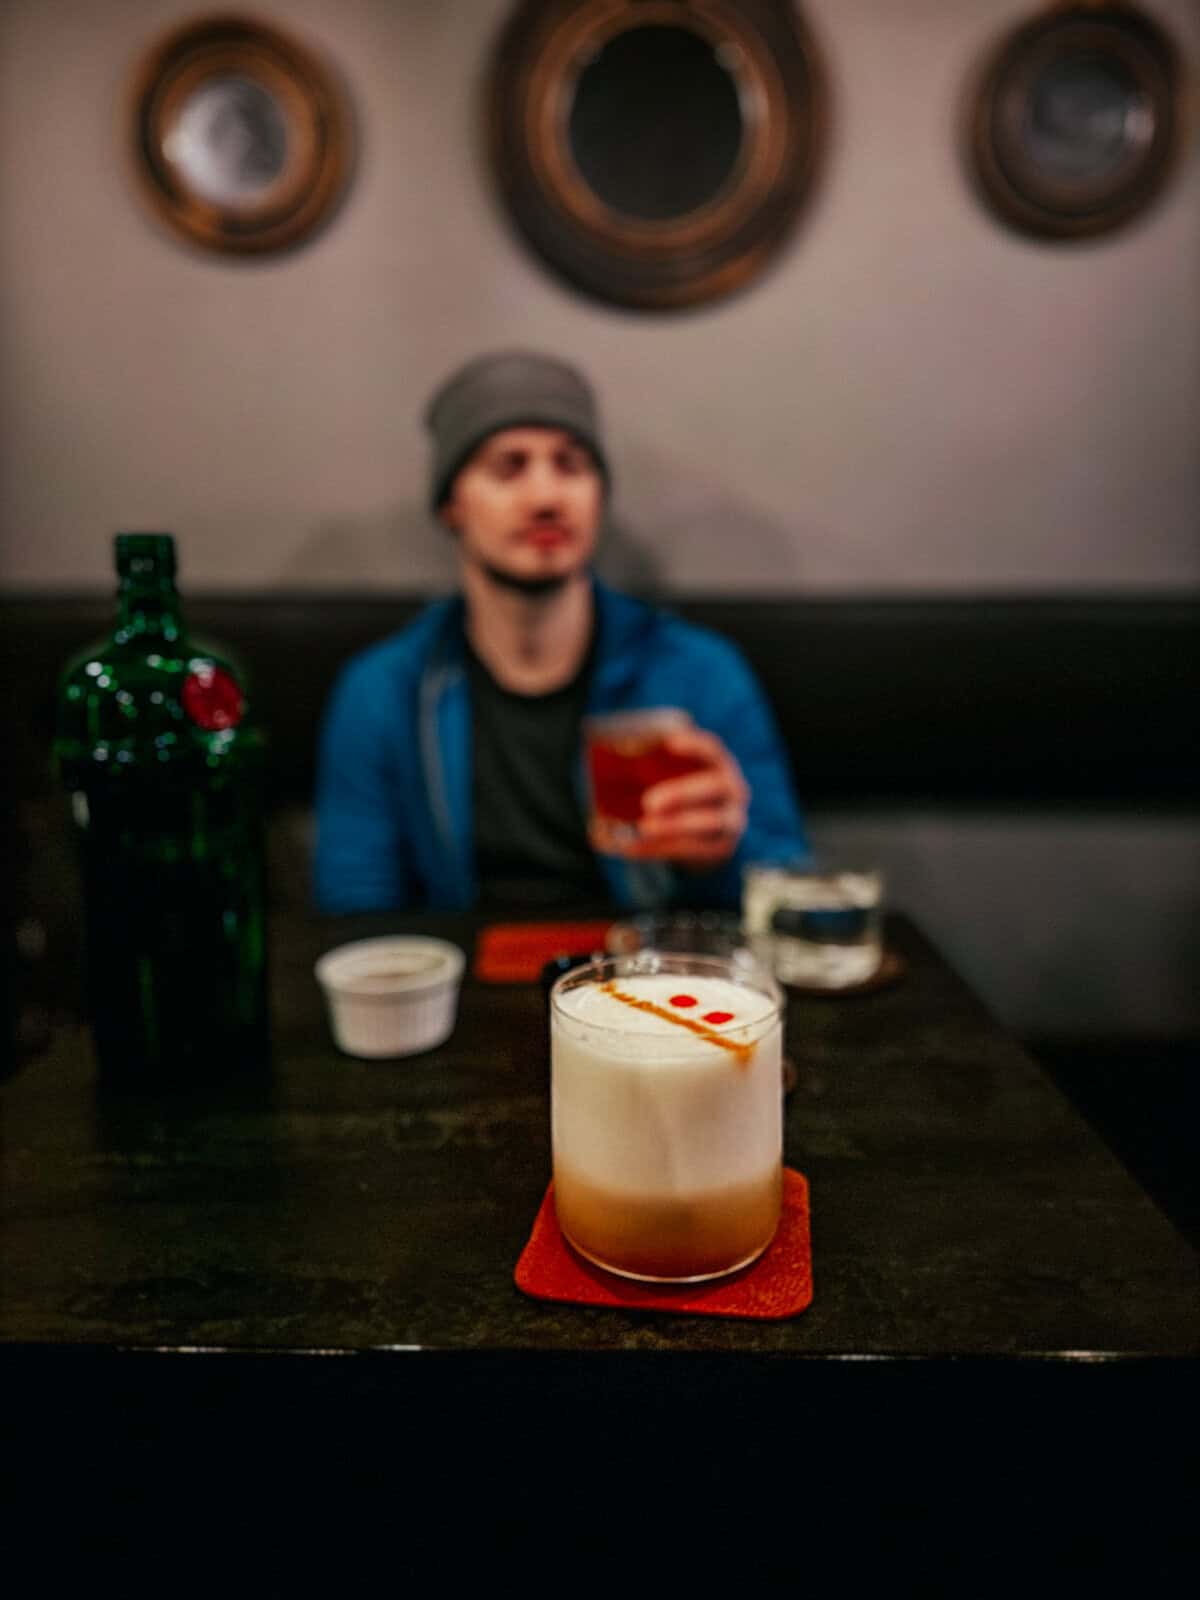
584 708 706 852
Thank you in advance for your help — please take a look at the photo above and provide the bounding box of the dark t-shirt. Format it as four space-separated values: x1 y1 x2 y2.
465 639 608 910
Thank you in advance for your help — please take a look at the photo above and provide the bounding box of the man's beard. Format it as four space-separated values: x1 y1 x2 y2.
478 560 573 598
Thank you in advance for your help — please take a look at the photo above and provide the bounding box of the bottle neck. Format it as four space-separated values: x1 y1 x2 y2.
115 575 184 643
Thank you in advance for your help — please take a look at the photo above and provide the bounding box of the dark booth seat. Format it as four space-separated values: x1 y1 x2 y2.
5 591 1197 810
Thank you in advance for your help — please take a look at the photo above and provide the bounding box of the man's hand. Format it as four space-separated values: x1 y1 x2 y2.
592 727 749 868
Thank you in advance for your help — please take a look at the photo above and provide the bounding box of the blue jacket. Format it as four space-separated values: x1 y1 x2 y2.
313 580 809 913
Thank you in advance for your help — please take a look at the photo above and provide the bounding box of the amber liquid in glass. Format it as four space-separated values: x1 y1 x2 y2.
585 718 706 850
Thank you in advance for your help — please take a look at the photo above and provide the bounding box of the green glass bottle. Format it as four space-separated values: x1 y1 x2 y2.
54 534 269 1082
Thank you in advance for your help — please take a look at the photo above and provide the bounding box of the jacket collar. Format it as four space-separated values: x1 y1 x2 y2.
589 577 658 706
428 574 657 703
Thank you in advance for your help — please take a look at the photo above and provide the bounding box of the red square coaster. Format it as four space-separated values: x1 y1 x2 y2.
475 921 614 983
514 1168 812 1321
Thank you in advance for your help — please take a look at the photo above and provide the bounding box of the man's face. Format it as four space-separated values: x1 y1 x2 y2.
440 426 603 592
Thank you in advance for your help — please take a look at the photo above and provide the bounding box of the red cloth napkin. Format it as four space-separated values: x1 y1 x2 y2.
474 920 613 983
515 1168 812 1320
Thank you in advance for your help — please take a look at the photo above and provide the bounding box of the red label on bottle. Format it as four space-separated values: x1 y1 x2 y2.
182 665 244 731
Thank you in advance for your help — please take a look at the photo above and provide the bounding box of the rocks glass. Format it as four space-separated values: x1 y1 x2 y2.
582 707 706 852
743 863 884 989
549 953 784 1282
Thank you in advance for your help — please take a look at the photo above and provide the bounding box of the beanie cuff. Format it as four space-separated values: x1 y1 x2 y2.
425 351 607 511
432 408 608 508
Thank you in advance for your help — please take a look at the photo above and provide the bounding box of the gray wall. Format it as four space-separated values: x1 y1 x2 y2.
1 0 1197 592
2 1 1197 1037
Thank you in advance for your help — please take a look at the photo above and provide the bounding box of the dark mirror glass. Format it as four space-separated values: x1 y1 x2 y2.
567 25 744 220
1021 52 1150 181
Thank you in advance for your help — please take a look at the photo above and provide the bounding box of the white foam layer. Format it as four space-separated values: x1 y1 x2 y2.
551 973 782 1195
554 972 776 1060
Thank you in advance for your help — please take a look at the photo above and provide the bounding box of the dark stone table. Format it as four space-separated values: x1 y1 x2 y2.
3 911 1195 1577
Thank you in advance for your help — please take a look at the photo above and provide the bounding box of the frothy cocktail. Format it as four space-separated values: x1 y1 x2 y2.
550 955 783 1282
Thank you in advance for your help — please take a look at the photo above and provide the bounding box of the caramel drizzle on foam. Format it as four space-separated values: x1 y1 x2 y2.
599 981 754 1066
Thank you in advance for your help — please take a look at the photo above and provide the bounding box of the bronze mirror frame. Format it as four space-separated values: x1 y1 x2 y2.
488 0 828 310
129 15 353 256
967 4 1182 241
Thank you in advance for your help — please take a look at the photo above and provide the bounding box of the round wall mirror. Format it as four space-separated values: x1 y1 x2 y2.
488 0 827 310
129 17 353 255
968 5 1181 240
568 24 745 221
168 76 292 208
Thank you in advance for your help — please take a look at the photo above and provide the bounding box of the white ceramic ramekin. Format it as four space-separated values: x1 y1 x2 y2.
314 936 466 1059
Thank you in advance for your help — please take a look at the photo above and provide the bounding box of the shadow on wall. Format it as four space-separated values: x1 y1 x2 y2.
609 438 806 593
276 503 669 591
271 447 806 593
277 503 458 589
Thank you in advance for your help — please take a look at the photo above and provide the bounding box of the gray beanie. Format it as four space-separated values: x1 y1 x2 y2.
425 350 608 510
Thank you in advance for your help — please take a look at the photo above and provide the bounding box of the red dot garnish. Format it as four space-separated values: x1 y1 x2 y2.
669 994 697 1008
701 1011 734 1025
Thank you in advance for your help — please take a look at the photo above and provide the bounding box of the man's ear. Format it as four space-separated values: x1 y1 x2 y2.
437 500 460 533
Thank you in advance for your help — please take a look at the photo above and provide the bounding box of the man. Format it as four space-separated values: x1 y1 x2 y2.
314 351 808 913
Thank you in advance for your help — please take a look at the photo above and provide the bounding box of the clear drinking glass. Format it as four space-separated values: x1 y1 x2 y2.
550 953 784 1283
743 863 884 989
605 909 754 963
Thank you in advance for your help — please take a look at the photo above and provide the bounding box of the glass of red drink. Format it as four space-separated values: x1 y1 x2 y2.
583 707 707 852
